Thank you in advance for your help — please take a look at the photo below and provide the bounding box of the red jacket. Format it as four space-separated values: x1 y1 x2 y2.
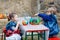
3 27 20 37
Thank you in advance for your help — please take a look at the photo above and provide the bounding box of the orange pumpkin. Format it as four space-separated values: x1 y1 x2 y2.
0 13 7 19
22 20 28 26
0 14 4 19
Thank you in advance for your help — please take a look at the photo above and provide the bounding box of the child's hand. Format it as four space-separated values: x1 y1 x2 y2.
34 13 39 16
17 22 20 27
15 22 20 30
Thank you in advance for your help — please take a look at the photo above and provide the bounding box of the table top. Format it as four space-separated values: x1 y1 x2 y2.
21 24 49 32
18 17 49 32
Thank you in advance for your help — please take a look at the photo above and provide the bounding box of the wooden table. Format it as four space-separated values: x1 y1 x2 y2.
20 24 49 40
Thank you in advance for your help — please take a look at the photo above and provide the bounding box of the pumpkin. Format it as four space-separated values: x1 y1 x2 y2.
30 17 41 25
22 20 28 26
0 13 7 19
0 14 4 19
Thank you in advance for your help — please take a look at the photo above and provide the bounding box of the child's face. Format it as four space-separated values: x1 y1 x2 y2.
46 10 52 15
14 15 18 21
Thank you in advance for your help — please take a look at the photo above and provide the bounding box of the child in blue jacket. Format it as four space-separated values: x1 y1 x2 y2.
35 7 59 38
6 13 21 40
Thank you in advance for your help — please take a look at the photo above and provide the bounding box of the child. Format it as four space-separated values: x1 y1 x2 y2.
35 7 59 38
5 13 21 40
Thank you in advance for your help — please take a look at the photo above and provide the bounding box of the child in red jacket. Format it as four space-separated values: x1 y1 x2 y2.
4 13 21 40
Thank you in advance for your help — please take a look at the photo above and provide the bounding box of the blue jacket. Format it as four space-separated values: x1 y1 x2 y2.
38 13 59 37
6 21 17 31
6 21 24 37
